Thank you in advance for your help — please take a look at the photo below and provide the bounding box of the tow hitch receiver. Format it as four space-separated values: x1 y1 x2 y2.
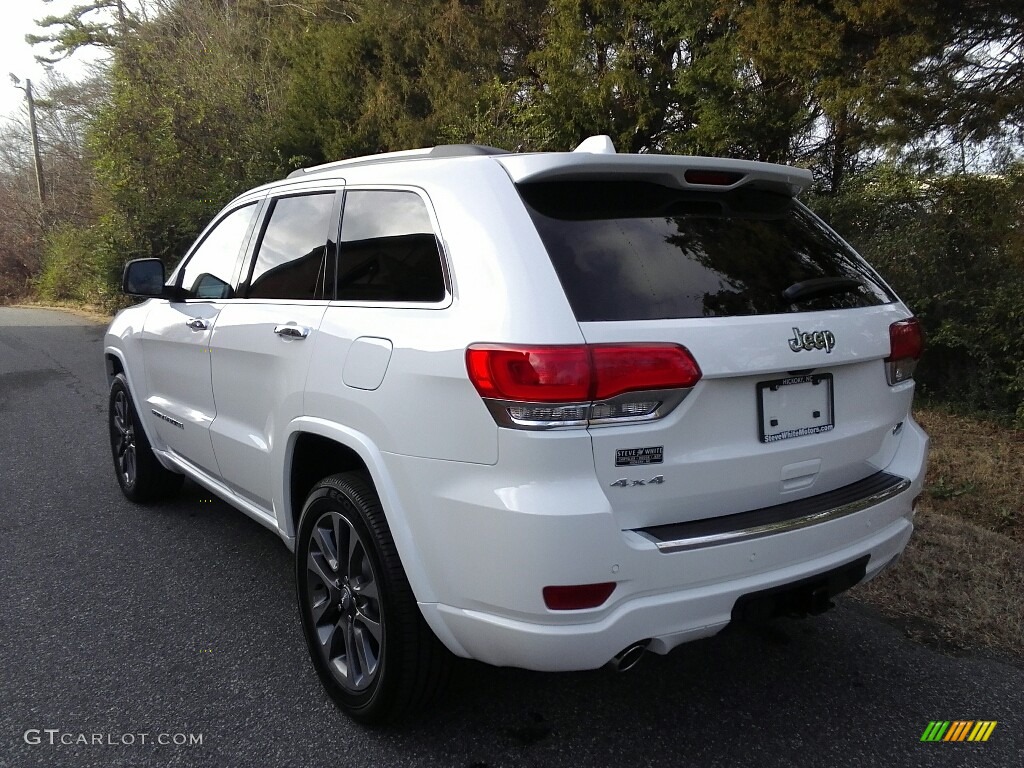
730 555 870 623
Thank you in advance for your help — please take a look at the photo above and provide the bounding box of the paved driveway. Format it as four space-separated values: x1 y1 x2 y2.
1 306 1020 767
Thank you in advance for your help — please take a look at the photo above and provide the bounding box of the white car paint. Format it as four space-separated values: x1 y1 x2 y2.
105 137 928 671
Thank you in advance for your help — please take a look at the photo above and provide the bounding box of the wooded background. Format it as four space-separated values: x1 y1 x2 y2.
1 0 1021 421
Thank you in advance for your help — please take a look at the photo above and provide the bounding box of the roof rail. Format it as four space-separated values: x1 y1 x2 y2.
287 143 509 179
428 144 509 158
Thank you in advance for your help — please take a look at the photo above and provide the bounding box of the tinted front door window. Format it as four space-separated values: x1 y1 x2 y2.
179 203 259 299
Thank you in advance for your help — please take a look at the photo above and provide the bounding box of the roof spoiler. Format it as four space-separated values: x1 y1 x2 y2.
502 137 813 196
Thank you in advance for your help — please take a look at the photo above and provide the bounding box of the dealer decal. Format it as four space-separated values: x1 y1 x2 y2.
615 447 664 467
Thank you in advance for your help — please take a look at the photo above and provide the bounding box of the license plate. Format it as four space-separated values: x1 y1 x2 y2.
757 374 834 443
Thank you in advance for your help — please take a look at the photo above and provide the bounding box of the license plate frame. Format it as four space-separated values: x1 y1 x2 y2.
757 373 834 444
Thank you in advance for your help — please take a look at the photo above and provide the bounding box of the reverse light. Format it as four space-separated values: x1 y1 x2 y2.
506 404 589 423
886 318 925 385
466 343 702 429
543 582 616 610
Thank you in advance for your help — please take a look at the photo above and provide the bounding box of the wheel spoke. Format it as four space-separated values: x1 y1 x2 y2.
310 591 332 624
342 618 360 684
353 624 377 680
311 524 338 573
306 549 336 590
346 527 363 580
352 576 379 603
122 445 136 484
332 512 345 572
316 617 339 653
114 394 129 434
354 609 382 645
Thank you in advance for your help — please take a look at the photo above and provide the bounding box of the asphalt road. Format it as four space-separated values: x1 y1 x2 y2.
1 306 1021 768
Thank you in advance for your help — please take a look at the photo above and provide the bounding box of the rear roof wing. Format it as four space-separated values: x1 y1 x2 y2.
497 153 813 196
283 134 812 196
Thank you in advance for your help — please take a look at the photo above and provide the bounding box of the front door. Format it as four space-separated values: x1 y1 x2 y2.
141 201 262 475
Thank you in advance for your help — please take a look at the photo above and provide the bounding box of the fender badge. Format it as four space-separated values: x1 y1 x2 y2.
610 475 664 488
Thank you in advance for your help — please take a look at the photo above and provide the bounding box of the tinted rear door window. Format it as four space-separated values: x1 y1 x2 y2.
518 181 894 321
247 192 337 300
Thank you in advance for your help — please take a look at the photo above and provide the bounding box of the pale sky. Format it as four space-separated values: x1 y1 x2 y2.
0 1 109 123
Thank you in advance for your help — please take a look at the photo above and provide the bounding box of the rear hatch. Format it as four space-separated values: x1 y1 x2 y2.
513 169 918 531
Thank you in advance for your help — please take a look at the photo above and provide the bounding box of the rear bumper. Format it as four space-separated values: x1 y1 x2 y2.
421 501 912 671
391 419 927 671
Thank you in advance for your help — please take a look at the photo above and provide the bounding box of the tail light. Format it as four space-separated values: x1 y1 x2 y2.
886 318 925 385
466 343 701 429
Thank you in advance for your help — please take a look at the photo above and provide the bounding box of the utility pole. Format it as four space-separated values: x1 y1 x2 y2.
24 79 46 209
9 74 46 213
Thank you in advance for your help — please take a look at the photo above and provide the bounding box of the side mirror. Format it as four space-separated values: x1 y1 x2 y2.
122 258 167 297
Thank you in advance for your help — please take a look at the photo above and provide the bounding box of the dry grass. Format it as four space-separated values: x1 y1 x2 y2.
852 404 1024 658
916 407 1024 542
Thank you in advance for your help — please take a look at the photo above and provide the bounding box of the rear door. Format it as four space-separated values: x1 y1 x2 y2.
518 179 916 530
209 190 340 511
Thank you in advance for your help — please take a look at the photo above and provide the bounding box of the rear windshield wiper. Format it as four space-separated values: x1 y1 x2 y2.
783 277 864 303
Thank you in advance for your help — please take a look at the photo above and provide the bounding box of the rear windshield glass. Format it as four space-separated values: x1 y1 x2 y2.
518 180 894 321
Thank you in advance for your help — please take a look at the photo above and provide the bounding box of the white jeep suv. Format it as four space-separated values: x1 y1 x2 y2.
105 136 928 722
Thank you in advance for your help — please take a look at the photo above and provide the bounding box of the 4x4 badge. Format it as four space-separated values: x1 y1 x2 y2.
788 327 836 354
610 476 664 488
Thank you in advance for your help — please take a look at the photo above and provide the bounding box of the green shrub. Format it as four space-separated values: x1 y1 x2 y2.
811 164 1024 424
34 224 123 310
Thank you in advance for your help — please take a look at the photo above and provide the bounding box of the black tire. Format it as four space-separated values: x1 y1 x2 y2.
296 472 450 723
108 373 184 502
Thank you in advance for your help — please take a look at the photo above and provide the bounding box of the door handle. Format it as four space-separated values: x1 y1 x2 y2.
274 324 310 339
186 318 209 331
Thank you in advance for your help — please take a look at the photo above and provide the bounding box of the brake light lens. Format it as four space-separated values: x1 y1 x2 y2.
543 582 616 610
466 343 702 428
886 318 925 385
591 344 702 399
465 345 591 402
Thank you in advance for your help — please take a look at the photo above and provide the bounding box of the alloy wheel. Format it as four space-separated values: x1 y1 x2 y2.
305 509 383 692
112 389 137 487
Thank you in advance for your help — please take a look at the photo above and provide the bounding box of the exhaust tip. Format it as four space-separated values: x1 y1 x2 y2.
606 640 649 673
